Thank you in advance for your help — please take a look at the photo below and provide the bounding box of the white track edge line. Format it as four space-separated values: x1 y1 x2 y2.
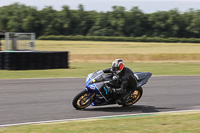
1 109 200 127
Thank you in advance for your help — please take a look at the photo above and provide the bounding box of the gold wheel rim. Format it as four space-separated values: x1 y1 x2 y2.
77 93 93 109
126 90 141 105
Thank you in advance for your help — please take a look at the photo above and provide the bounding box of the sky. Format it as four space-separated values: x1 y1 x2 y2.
1 0 200 13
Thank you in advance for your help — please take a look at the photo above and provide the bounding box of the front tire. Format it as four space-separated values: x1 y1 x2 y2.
72 90 94 110
123 87 143 106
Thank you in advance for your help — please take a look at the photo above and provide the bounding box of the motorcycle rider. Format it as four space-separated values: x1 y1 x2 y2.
103 59 137 105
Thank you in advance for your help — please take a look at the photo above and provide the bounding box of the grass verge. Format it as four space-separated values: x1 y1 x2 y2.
2 40 199 61
33 41 200 54
71 53 200 62
0 111 200 133
0 62 200 79
36 40 200 62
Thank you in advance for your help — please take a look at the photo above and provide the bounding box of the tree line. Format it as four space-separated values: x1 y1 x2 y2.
0 3 200 38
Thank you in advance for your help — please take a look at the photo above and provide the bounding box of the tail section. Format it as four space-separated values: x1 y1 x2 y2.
134 72 152 87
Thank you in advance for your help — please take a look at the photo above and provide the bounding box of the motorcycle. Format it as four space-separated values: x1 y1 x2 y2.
72 70 152 110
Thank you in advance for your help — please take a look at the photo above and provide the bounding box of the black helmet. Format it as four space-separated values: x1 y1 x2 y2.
112 59 124 75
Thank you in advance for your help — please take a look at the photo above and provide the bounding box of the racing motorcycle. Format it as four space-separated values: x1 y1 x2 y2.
72 70 152 110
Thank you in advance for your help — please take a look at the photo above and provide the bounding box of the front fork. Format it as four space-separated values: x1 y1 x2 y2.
85 93 95 104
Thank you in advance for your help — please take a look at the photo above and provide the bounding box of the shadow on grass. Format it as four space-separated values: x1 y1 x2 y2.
82 105 174 113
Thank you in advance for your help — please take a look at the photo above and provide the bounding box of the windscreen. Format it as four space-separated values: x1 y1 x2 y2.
86 70 104 85
90 70 104 82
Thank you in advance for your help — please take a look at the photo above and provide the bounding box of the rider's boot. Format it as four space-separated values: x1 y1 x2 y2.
115 90 132 105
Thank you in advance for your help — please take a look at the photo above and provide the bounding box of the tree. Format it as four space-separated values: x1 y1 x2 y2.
88 12 115 36
39 6 63 35
1 3 200 38
124 6 148 37
148 9 182 37
72 4 96 35
184 9 200 38
109 6 126 36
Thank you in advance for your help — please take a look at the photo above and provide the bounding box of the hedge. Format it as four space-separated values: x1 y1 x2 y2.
38 35 200 43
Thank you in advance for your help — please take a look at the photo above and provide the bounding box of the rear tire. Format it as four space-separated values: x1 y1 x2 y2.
72 90 94 110
123 87 143 106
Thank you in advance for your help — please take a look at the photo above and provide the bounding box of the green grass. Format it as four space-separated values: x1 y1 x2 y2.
0 62 200 79
1 111 200 133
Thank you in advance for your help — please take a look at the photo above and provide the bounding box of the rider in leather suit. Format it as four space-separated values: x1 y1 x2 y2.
103 59 137 105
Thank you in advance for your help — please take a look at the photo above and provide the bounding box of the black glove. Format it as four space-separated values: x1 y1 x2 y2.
105 84 113 93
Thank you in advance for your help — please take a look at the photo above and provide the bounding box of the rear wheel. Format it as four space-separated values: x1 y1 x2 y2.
123 87 143 106
72 90 95 110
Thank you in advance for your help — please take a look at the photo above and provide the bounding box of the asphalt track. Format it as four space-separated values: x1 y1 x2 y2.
0 76 200 126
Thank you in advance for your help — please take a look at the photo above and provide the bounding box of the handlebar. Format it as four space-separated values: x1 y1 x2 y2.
103 81 111 84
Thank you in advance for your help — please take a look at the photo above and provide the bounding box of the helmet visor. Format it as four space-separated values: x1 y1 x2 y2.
112 67 119 72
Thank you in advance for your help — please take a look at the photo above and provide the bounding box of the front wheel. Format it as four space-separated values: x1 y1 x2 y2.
123 87 143 106
72 90 95 110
